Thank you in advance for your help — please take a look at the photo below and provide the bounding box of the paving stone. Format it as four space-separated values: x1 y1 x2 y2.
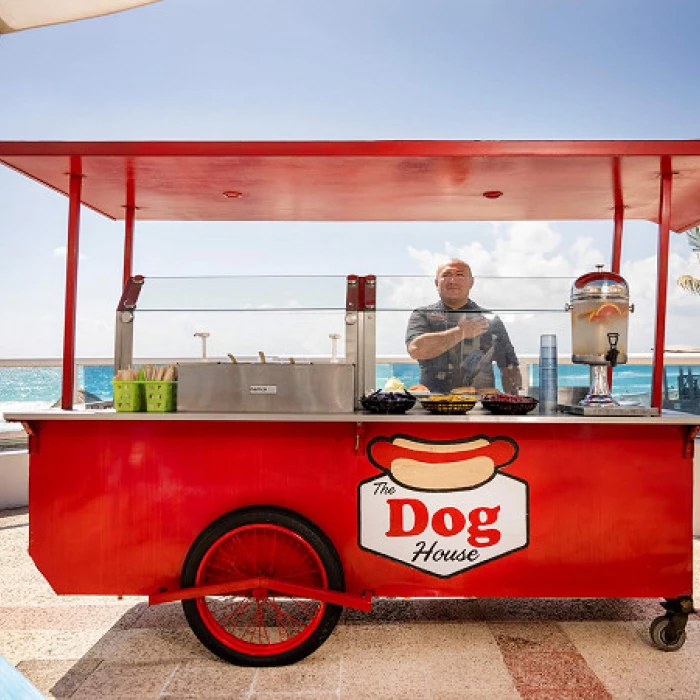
16 658 101 698
164 659 255 696
489 621 577 653
253 654 340 693
68 660 178 699
502 650 609 694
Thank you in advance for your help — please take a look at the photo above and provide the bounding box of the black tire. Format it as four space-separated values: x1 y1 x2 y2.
182 506 344 666
649 615 687 652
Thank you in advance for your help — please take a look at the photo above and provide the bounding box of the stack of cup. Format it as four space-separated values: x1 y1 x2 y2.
539 334 558 415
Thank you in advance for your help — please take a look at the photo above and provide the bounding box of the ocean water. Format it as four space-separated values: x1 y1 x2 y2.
379 363 668 397
0 362 696 432
0 365 114 432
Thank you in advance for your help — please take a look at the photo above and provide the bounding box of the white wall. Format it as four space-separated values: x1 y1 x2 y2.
0 450 28 510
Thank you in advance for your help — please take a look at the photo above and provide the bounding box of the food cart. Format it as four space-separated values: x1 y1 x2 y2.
1 140 698 667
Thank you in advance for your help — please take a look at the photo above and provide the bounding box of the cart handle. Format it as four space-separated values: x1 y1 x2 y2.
148 577 373 612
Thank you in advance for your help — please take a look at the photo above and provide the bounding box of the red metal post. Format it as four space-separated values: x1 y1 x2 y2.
123 171 136 288
60 162 83 410
651 158 673 409
611 157 624 274
123 206 135 289
611 213 624 273
608 158 625 389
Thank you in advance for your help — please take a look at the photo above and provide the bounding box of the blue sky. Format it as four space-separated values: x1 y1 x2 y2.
1 0 700 358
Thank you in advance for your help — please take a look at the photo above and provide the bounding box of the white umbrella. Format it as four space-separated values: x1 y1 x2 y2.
0 0 161 34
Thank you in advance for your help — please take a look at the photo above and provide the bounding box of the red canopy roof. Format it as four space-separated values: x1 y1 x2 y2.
2 140 700 231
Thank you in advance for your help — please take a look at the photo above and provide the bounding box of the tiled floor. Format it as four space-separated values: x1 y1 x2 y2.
1 506 698 699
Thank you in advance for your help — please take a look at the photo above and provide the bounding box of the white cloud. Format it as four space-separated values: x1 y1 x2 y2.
623 249 700 351
407 245 450 275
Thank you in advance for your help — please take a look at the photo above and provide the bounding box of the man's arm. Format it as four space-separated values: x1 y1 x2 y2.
407 314 489 361
407 324 463 360
500 365 523 395
491 317 521 394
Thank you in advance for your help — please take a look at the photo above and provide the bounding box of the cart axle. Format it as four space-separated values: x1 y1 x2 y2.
149 577 373 612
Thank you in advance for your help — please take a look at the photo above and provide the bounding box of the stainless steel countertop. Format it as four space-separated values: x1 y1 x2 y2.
4 407 700 425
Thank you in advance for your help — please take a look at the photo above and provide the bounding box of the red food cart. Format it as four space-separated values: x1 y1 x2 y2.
1 140 698 666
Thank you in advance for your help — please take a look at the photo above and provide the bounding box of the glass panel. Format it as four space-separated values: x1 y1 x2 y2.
136 275 347 311
133 275 349 360
375 275 572 313
133 310 347 360
114 273 700 414
375 275 573 394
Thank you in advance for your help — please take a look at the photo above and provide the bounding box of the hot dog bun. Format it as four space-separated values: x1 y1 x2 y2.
450 386 476 395
391 456 495 490
368 435 518 491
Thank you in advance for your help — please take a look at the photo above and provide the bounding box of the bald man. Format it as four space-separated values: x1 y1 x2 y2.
406 259 521 394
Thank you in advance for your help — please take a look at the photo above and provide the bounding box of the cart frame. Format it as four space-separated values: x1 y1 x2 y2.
2 140 699 664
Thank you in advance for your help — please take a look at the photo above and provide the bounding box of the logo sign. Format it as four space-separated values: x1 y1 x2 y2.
359 434 528 578
249 385 277 394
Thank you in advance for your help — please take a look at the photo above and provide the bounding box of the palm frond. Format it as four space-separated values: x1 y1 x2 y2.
678 275 700 295
687 226 700 256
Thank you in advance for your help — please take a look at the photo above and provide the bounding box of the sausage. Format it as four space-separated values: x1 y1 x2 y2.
368 435 518 491
391 436 488 452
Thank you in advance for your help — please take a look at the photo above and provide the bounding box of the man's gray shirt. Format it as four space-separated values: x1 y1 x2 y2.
405 300 518 393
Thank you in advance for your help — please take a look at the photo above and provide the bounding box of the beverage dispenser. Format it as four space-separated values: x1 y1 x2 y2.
567 266 633 406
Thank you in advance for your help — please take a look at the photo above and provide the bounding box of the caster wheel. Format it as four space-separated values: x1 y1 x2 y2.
650 615 686 652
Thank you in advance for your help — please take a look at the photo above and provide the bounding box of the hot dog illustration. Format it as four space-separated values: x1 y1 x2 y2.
367 434 518 491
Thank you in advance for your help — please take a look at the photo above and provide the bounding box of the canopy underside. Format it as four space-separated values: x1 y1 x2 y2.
2 140 700 231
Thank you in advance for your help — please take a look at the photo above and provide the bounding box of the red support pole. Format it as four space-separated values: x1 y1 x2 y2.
651 157 673 410
611 157 624 274
611 210 624 274
61 163 83 410
608 158 624 389
123 206 135 289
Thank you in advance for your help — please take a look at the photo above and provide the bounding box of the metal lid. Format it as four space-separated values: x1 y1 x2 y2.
570 266 628 302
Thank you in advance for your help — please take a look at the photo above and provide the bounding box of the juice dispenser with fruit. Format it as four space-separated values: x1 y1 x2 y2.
567 266 633 406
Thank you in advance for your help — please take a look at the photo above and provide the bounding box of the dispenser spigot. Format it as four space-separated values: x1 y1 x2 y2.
605 332 620 367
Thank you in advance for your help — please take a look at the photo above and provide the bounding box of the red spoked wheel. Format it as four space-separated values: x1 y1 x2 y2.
182 507 344 666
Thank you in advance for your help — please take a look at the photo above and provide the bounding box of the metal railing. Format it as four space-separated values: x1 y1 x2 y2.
2 352 700 407
3 353 699 368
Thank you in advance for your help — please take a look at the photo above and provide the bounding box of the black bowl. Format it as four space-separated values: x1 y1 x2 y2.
361 390 416 414
481 395 539 415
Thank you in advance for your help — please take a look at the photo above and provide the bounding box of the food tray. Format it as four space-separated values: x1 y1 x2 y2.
481 395 538 415
558 404 659 417
361 391 416 414
420 397 477 415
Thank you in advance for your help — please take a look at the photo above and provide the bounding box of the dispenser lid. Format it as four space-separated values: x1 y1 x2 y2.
571 269 629 301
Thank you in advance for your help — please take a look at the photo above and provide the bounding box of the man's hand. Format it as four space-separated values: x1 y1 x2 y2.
456 314 489 340
500 365 522 395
